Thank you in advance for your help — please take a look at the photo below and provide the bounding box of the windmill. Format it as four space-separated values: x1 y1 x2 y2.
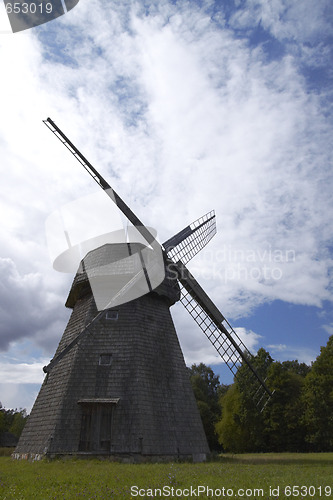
14 118 272 462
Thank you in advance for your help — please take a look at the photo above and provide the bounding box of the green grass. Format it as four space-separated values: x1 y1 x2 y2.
0 453 332 499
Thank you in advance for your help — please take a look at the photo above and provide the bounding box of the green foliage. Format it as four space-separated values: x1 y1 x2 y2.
9 409 28 438
237 348 273 452
278 360 311 378
264 361 308 451
188 363 225 451
215 348 321 453
0 404 28 442
216 349 273 453
215 383 248 452
0 410 5 435
302 336 333 451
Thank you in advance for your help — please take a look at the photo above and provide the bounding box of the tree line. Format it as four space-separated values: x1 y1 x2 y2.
189 334 333 453
0 405 28 445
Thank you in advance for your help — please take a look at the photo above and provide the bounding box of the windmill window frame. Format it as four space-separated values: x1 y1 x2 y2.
105 310 119 321
99 353 112 366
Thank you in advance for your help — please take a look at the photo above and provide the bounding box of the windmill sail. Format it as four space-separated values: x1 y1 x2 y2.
173 260 272 409
163 215 272 409
43 118 156 248
43 308 105 374
163 211 216 265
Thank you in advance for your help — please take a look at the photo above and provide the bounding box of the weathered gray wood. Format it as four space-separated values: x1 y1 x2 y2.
14 244 209 461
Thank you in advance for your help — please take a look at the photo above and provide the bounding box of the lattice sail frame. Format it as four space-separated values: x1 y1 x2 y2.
179 285 271 409
163 211 216 265
164 214 272 410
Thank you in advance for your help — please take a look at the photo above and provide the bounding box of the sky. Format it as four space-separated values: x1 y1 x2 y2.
0 0 332 412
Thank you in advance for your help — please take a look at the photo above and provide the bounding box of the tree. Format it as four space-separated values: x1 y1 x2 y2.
215 383 248 452
0 404 29 441
302 335 333 451
264 360 309 451
279 360 310 378
215 349 273 452
188 363 225 450
9 409 28 438
237 348 273 451
0 407 5 436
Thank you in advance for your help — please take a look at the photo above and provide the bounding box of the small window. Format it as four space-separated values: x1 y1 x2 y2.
99 354 112 366
105 310 118 321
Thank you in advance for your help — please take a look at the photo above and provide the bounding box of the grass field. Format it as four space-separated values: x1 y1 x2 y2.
0 452 332 499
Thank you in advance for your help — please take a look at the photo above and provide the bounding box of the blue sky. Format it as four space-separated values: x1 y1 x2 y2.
0 0 332 410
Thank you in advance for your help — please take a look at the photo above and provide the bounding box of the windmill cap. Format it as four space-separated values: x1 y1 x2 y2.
52 226 158 273
65 242 180 309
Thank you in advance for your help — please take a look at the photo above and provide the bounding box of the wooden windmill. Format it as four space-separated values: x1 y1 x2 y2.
14 119 272 461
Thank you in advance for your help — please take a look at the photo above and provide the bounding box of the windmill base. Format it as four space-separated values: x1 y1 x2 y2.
12 451 207 463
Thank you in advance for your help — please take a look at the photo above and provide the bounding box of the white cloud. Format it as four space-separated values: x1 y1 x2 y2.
229 0 333 71
0 383 41 413
267 343 287 352
234 326 262 352
0 362 47 384
322 323 333 336
262 0 332 44
266 343 318 366
230 0 332 43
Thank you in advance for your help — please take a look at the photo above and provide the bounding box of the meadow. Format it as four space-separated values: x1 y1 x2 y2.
0 452 332 499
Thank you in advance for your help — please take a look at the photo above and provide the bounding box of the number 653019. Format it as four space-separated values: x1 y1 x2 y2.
5 2 53 14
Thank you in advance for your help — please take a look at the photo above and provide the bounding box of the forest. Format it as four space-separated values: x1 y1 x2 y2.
189 334 333 453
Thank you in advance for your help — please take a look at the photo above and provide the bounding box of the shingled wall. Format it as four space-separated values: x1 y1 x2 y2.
14 244 209 461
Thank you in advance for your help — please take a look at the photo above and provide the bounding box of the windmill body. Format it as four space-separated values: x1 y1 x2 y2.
14 243 209 461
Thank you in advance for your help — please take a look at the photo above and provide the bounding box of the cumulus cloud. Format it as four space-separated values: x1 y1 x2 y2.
0 258 71 352
0 383 41 413
0 361 47 384
229 0 333 44
322 324 333 336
